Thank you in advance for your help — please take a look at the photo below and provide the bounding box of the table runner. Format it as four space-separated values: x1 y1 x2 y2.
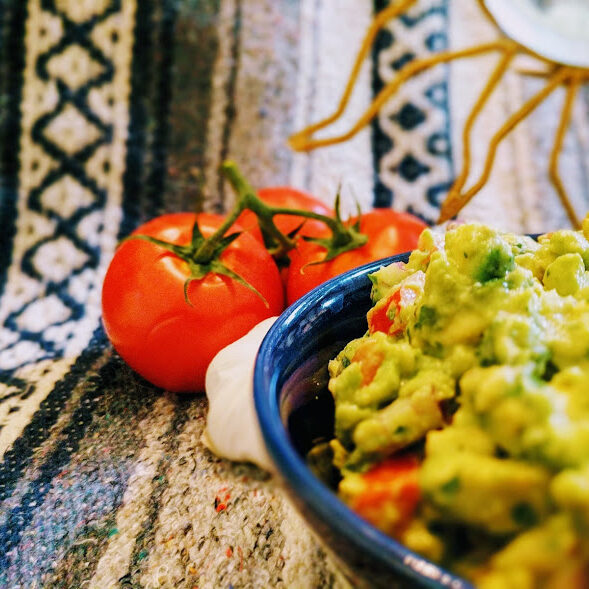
0 1 588 587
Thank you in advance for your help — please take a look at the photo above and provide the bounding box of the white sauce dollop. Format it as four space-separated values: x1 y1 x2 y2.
202 317 278 472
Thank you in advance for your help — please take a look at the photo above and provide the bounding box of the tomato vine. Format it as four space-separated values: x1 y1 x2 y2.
124 160 370 301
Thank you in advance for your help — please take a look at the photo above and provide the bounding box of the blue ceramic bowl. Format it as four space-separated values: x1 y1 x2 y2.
254 254 472 589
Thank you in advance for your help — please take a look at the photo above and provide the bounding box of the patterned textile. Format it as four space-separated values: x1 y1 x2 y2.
0 1 587 587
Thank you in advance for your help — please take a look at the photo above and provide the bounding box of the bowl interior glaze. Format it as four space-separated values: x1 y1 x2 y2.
254 254 472 589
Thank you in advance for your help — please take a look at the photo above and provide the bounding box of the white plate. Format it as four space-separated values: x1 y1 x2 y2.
484 0 589 68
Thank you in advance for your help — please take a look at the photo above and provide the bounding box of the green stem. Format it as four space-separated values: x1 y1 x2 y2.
222 161 296 256
197 160 370 266
193 200 245 263
221 160 370 261
222 160 340 231
261 205 340 231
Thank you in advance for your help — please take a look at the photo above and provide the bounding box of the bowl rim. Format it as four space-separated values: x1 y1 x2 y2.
254 254 472 589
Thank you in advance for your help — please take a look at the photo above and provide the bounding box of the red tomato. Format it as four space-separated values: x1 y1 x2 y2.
367 273 423 337
237 186 333 241
350 454 421 536
352 341 386 385
101 213 284 392
286 208 427 305
367 289 403 336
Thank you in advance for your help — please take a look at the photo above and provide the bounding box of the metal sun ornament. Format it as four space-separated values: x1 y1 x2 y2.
289 0 589 229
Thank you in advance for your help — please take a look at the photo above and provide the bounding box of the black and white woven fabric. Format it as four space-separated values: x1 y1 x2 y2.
0 1 587 587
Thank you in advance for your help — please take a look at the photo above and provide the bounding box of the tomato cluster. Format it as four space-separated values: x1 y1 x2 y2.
101 181 427 393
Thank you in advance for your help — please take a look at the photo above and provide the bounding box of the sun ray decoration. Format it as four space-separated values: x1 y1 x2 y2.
289 0 589 228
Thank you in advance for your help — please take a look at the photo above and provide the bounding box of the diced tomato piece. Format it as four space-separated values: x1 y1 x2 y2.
351 454 421 535
352 343 386 385
367 289 401 335
367 289 409 337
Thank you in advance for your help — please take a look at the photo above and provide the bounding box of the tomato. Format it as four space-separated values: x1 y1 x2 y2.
367 271 425 337
368 289 404 336
101 213 284 392
351 341 386 385
237 186 333 241
286 208 427 305
350 454 421 536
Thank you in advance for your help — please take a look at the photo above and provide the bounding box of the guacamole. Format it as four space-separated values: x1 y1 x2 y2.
325 220 589 588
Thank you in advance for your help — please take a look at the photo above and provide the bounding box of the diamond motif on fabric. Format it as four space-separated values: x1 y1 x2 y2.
397 154 430 182
40 176 97 219
46 44 106 91
42 104 103 156
14 295 72 334
392 103 426 130
54 0 112 24
29 236 90 283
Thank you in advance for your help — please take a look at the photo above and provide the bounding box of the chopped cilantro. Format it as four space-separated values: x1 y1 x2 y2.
441 476 461 495
476 247 515 283
415 305 437 328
